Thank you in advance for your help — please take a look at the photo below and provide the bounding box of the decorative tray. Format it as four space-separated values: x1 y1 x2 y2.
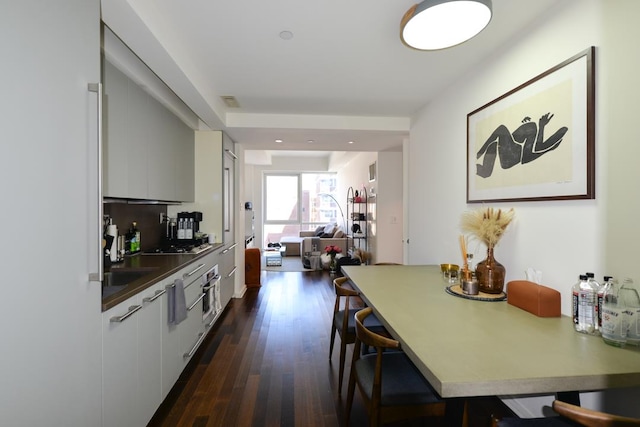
445 284 507 302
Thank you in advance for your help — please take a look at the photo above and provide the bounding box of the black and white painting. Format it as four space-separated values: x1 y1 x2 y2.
467 47 595 203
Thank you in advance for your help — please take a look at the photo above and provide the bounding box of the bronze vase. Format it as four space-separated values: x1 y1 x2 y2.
475 246 506 294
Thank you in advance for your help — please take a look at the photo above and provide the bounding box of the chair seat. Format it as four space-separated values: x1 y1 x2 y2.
334 308 385 334
355 352 443 407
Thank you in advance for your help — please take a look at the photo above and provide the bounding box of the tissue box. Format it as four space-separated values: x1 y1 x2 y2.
507 280 561 317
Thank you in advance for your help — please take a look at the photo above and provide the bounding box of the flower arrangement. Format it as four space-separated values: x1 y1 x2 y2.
460 207 515 249
325 245 342 257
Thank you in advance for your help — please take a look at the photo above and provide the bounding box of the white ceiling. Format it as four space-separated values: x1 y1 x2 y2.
102 0 565 156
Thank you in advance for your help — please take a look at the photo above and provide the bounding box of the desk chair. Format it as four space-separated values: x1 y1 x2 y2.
345 307 445 426
330 277 384 395
494 400 640 427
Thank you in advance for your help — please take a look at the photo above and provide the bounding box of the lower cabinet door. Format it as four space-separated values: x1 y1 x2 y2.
137 283 164 425
161 274 184 399
102 295 139 427
180 279 206 363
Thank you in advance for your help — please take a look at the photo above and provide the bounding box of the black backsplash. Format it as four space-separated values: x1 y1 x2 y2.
103 203 168 251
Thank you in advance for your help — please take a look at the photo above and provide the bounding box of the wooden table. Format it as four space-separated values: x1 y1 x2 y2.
342 265 640 416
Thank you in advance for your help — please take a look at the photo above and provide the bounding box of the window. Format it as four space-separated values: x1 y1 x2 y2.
263 172 337 247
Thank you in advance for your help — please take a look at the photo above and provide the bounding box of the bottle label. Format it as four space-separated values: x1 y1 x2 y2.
602 305 628 346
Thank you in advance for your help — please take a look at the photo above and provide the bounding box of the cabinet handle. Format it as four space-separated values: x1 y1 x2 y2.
183 332 206 358
206 315 217 329
188 292 206 311
225 148 238 160
88 82 103 283
184 263 205 278
110 305 142 323
227 266 237 278
142 289 166 303
222 243 237 254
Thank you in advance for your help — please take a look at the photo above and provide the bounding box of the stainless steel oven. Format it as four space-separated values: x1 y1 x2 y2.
202 265 221 321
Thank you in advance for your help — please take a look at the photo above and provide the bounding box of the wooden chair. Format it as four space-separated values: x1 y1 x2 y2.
493 400 640 427
345 307 445 426
330 277 384 395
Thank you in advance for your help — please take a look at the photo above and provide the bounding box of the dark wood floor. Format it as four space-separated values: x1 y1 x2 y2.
148 269 515 427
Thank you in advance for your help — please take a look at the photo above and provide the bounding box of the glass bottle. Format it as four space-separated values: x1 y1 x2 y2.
601 276 628 347
177 218 186 239
572 274 598 335
619 278 640 346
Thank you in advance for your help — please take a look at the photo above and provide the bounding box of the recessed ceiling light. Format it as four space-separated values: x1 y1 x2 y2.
348 141 354 144
307 139 314 144
275 139 283 143
279 30 294 40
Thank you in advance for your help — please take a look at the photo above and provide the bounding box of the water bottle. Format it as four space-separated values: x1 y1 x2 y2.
601 276 628 347
572 274 598 335
585 272 601 334
619 278 640 346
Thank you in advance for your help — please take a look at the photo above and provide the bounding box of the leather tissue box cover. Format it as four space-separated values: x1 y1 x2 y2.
507 280 561 317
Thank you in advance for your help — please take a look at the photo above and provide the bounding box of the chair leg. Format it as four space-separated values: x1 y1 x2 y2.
345 364 357 426
338 339 347 394
329 325 337 360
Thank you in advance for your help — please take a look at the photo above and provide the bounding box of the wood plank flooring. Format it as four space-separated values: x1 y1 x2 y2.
148 270 516 427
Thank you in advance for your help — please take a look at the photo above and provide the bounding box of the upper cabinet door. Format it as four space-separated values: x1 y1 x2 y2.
103 61 131 198
102 59 195 202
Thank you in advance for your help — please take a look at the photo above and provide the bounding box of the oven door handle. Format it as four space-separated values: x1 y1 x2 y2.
202 278 220 292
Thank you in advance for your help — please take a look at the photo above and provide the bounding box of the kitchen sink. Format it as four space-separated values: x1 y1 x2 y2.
103 267 159 288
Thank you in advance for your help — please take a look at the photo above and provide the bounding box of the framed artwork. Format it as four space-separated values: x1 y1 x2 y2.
368 161 377 182
467 47 595 203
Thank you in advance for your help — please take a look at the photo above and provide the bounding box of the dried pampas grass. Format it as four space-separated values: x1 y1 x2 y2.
460 207 515 248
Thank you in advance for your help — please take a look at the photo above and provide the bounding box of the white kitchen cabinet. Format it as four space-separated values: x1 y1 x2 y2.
219 243 237 309
222 133 236 244
102 294 140 427
102 280 165 427
137 282 164 426
160 254 215 398
103 59 194 202
126 81 150 199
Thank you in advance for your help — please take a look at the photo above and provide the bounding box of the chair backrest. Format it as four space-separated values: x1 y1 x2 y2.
354 307 399 351
334 277 360 328
552 400 640 427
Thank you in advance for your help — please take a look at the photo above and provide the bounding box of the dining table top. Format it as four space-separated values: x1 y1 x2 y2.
341 264 640 399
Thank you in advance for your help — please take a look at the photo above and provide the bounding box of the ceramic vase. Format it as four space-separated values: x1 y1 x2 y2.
475 246 505 294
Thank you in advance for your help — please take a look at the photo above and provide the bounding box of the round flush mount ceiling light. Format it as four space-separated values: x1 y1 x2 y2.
400 0 492 50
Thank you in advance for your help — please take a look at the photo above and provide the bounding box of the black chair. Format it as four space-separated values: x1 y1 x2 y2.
345 307 445 426
329 277 384 395
494 400 640 427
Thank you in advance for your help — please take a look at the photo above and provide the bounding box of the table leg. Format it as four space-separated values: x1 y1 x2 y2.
444 397 466 426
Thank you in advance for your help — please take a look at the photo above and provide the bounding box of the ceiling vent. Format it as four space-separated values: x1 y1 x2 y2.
221 95 240 108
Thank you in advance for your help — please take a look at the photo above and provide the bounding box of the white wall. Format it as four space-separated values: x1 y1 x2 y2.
408 0 640 417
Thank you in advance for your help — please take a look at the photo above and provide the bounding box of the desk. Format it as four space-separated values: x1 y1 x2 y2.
342 265 640 400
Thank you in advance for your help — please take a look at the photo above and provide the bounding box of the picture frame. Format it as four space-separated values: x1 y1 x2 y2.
467 47 595 203
368 161 377 182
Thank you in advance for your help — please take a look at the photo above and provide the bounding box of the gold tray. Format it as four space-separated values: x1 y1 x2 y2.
445 284 506 302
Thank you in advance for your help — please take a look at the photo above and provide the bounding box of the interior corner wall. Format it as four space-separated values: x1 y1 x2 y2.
336 152 377 246
408 0 639 418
